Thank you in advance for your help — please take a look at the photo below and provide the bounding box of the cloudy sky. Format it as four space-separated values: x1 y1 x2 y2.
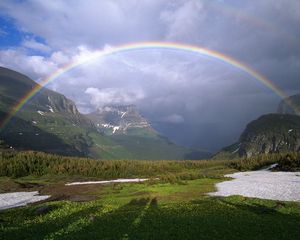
1 0 300 151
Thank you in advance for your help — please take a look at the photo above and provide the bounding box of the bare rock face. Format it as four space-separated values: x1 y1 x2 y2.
238 114 300 157
47 93 79 115
30 88 92 126
215 94 300 159
215 114 300 158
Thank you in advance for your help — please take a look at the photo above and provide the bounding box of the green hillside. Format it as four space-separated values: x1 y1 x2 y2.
0 67 134 158
0 67 209 159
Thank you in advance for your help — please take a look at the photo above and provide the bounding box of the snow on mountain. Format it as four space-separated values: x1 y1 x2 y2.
86 105 152 135
37 110 44 116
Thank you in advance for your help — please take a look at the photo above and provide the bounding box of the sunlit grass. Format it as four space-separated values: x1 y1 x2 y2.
1 179 300 240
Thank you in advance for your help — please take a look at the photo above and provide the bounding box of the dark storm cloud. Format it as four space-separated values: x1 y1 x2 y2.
0 0 300 151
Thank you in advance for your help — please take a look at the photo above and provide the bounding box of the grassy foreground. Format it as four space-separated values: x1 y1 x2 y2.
1 180 300 240
1 151 300 239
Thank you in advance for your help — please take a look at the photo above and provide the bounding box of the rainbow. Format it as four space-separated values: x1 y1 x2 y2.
0 41 296 129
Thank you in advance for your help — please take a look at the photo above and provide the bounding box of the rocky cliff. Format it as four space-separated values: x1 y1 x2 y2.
215 114 300 158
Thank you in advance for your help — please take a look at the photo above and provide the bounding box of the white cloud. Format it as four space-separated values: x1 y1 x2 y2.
160 0 205 41
0 0 168 50
85 87 145 108
0 49 57 80
22 39 51 53
0 45 102 82
50 51 70 65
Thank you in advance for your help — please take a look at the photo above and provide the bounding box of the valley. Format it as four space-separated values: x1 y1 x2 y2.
0 67 209 160
1 67 300 240
1 2 300 239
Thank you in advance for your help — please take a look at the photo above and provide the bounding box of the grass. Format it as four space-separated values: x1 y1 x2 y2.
1 179 300 240
97 178 219 205
0 150 232 179
1 151 300 239
275 153 300 171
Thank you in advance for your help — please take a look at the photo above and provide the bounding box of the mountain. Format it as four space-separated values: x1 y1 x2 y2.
0 67 210 160
0 67 139 158
86 105 211 160
215 114 300 158
278 93 300 115
86 105 152 136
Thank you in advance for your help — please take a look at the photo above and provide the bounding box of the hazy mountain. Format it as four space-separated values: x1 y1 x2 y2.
86 105 153 136
86 105 211 160
278 94 300 115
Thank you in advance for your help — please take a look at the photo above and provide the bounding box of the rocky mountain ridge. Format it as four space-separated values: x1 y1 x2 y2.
86 105 153 135
215 113 300 159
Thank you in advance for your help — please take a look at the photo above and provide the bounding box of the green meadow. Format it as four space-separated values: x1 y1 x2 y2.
1 151 300 239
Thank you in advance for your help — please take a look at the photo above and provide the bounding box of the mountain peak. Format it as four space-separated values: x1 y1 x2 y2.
86 104 151 135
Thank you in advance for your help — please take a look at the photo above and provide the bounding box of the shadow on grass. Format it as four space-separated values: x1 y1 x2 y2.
1 197 300 240
0 203 102 240
69 197 151 240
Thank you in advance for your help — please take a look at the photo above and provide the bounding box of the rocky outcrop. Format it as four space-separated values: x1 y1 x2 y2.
46 92 79 115
216 114 300 158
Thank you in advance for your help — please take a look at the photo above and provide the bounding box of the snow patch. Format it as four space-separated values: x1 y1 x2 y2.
101 123 120 134
113 126 120 134
47 105 54 113
66 178 151 186
37 111 44 116
101 123 112 128
208 166 300 202
0 191 50 210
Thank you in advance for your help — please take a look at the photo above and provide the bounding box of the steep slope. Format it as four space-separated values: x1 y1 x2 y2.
0 67 131 158
215 114 300 158
0 67 210 160
86 105 211 160
278 93 300 115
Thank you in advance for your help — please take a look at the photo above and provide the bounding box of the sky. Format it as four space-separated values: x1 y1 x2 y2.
0 0 300 152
